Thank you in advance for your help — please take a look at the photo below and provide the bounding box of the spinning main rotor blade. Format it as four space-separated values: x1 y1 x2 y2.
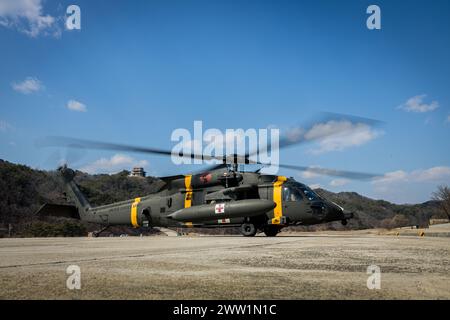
37 136 221 161
37 112 383 179
39 112 382 164
37 137 235 176
241 157 380 180
275 163 379 180
247 112 383 158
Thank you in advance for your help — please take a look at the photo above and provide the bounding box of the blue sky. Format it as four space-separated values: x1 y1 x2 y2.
0 0 449 204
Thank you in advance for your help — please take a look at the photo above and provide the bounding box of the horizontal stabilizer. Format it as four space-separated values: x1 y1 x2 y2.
35 203 80 220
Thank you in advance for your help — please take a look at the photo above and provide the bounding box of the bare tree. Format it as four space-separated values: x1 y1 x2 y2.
431 185 450 220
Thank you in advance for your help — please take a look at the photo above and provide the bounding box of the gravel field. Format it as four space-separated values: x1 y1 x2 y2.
0 231 449 299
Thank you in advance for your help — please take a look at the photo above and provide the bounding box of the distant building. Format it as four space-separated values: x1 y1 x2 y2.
130 167 146 177
429 218 449 226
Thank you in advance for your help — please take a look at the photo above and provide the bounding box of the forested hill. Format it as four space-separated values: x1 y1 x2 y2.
312 189 443 231
0 159 162 235
0 159 446 235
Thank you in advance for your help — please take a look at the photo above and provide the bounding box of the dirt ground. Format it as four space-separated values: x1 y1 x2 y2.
0 231 449 299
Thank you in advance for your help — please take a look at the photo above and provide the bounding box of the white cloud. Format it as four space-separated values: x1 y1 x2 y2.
413 166 450 182
306 120 382 155
67 100 87 112
371 166 450 204
446 114 450 123
12 77 43 94
300 171 319 179
0 119 13 132
329 179 349 187
372 170 408 184
398 94 439 113
299 166 321 179
0 0 60 37
373 166 450 185
309 183 321 189
79 154 149 174
284 127 304 143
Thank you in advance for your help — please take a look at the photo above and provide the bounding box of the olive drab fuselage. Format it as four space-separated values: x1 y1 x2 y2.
66 167 350 233
40 113 378 236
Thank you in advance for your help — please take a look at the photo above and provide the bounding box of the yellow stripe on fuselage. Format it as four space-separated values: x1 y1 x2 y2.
184 175 193 208
272 176 287 224
131 197 141 228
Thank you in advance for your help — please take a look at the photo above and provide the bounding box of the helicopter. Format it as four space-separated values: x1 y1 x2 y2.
36 114 381 237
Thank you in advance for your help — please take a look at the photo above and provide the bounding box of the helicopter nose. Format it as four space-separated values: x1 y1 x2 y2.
326 201 354 225
326 201 345 220
343 210 353 220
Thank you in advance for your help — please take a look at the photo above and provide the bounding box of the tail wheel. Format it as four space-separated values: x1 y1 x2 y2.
240 223 257 237
263 225 279 237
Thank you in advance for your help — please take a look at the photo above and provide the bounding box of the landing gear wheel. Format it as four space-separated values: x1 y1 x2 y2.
240 223 257 237
263 226 279 237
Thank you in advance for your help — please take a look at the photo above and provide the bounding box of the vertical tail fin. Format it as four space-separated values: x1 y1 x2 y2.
59 165 91 213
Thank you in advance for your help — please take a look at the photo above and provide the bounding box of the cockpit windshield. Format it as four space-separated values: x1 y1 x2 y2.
283 182 321 202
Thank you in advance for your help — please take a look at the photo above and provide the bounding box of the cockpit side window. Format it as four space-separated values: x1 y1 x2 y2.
283 186 303 202
299 186 319 201
287 182 321 201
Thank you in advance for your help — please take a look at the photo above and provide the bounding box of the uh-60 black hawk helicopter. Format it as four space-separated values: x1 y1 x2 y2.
37 114 381 237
